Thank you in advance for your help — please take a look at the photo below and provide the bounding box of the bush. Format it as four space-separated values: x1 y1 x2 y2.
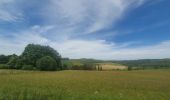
0 64 9 69
71 64 95 70
62 64 69 70
15 59 24 69
22 65 35 70
128 67 132 71
71 65 83 70
36 56 57 71
0 55 11 64
7 56 18 69
82 64 96 70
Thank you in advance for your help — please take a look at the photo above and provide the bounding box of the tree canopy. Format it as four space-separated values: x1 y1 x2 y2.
37 56 57 71
0 44 62 71
0 55 14 64
21 44 62 70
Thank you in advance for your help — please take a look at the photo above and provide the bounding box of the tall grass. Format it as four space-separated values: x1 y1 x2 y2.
0 70 170 100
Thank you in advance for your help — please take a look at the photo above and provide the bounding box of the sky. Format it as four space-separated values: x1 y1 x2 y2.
0 0 170 60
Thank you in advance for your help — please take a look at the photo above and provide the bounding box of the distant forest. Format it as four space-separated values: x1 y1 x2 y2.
114 59 170 70
62 58 170 70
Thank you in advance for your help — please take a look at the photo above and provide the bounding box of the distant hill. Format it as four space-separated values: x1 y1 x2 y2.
113 59 170 69
62 58 170 70
62 59 127 70
62 58 104 66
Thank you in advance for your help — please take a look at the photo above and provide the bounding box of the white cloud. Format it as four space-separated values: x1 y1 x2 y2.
1 28 170 60
0 0 22 22
31 25 55 34
1 0 168 60
0 27 49 55
0 10 18 22
50 40 116 58
50 39 170 60
44 0 147 34
110 41 170 60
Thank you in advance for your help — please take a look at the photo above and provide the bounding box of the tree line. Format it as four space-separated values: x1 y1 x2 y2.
0 44 62 71
1 44 170 71
114 59 170 70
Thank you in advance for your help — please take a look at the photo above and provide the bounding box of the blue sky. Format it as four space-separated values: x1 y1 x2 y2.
0 0 170 60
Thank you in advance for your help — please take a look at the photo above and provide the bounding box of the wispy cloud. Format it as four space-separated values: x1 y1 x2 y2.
0 0 23 22
51 39 170 60
44 0 147 35
1 0 169 60
1 29 170 60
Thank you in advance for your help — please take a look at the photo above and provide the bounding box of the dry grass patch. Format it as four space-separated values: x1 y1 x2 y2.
96 63 128 70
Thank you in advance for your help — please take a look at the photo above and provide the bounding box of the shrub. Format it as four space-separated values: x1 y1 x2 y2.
62 64 69 70
0 55 11 64
82 64 95 70
0 64 9 69
71 64 95 70
7 56 18 69
71 65 83 70
15 59 24 69
36 56 57 71
22 65 34 70
128 67 132 71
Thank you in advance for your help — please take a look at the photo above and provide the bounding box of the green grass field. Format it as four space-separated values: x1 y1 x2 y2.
0 70 170 100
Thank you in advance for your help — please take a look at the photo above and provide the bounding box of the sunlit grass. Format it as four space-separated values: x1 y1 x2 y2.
0 70 170 100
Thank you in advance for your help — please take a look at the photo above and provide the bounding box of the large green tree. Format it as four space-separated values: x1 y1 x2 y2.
36 56 57 71
0 54 14 64
7 55 18 69
21 44 62 69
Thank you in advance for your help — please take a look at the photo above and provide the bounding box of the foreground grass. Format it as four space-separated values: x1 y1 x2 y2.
0 70 170 100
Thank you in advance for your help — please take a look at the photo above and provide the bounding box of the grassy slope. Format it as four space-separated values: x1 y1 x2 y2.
0 70 170 100
62 59 125 67
63 59 170 70
62 59 104 66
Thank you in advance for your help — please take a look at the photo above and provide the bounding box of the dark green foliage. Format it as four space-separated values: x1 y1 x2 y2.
71 64 95 70
36 56 57 71
70 58 104 64
22 65 35 70
62 58 102 70
71 65 83 70
21 44 62 69
62 64 68 70
127 67 132 71
7 55 24 69
0 55 14 64
82 64 96 70
0 55 9 64
0 64 9 69
0 44 62 71
15 59 24 69
7 55 18 69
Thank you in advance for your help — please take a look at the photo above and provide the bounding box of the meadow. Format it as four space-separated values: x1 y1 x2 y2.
0 69 170 100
